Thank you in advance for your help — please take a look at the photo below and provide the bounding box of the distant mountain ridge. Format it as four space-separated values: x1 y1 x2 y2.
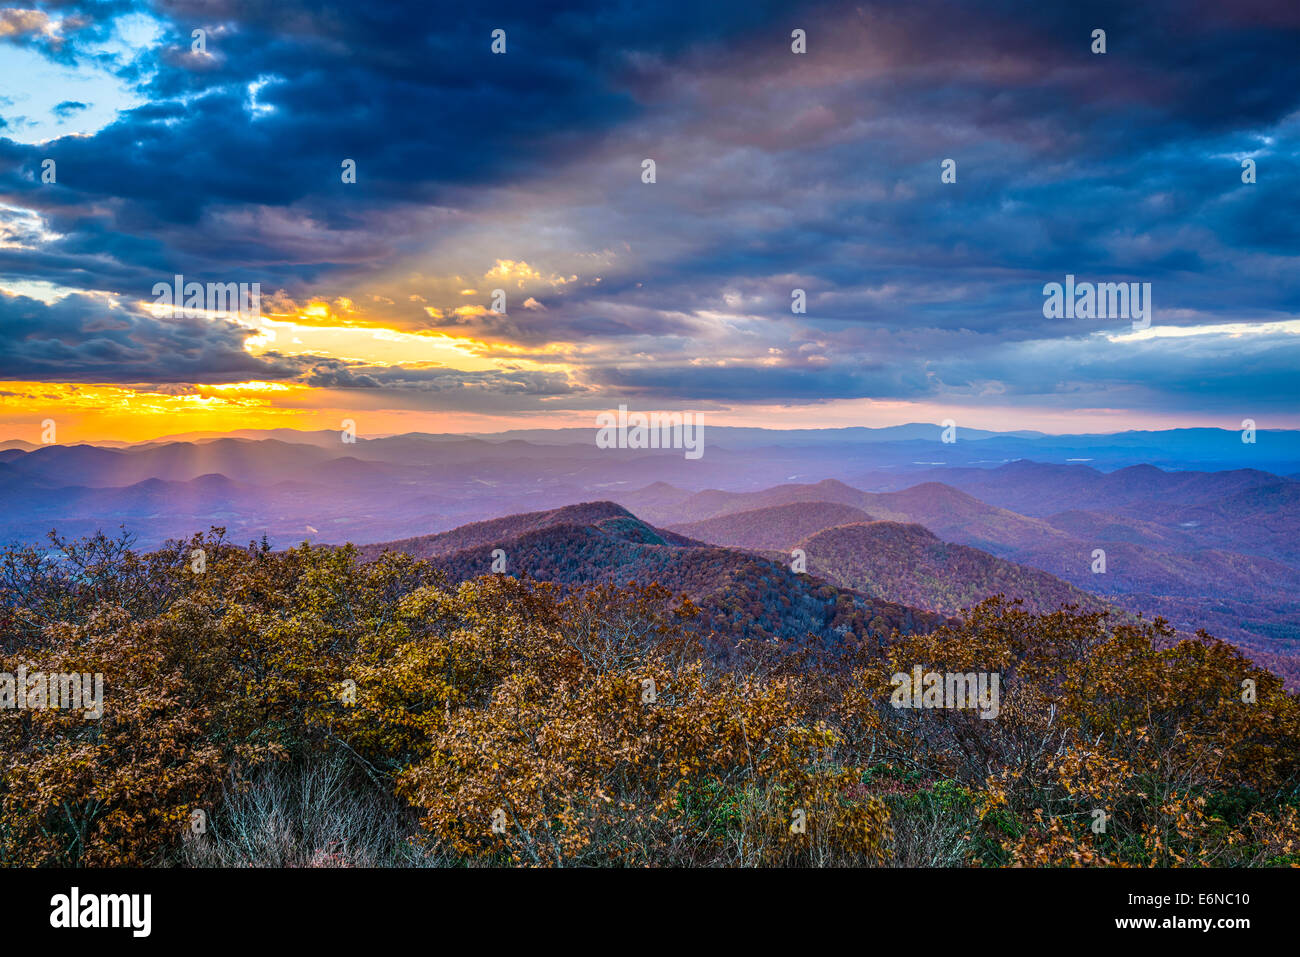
620 478 897 526
667 501 876 549
667 502 1112 619
633 474 1300 685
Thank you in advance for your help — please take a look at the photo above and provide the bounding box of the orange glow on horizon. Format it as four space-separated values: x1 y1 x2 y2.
0 379 1281 446
0 381 315 444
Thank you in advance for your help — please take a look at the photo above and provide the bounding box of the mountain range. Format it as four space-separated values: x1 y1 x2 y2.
3 424 1298 685
357 501 949 656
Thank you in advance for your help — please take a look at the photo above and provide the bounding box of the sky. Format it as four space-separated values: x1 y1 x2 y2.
1 0 1298 443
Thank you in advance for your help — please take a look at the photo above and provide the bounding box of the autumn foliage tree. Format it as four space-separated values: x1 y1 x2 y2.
0 531 1295 867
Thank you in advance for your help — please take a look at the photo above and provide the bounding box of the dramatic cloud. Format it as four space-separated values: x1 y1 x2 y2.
0 289 299 382
1 0 1297 428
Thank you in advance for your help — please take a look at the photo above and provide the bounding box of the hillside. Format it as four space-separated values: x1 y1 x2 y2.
668 501 874 549
352 501 698 560
639 473 1300 685
860 462 1300 565
614 478 906 526
625 478 1077 558
865 482 1075 557
792 521 1111 618
359 502 949 651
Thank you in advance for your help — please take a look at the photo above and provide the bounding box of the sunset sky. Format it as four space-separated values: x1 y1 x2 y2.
2 0 1298 444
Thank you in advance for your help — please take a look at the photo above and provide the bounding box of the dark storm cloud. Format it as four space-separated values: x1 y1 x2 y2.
0 290 302 381
2 0 793 213
0 0 808 297
394 0 1300 370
